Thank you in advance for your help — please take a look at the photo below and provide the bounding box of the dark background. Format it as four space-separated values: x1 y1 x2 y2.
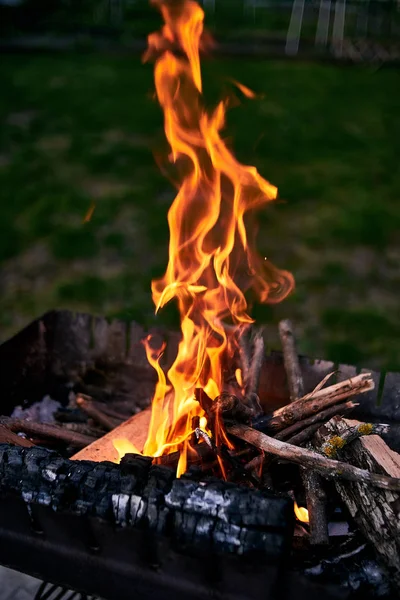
0 0 399 370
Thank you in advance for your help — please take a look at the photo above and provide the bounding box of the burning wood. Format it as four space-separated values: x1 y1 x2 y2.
0 1 399 594
72 406 152 462
279 318 328 546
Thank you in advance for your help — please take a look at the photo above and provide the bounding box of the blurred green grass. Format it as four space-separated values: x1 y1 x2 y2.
0 53 399 370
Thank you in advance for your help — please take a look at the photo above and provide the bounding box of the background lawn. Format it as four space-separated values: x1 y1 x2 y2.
0 53 399 370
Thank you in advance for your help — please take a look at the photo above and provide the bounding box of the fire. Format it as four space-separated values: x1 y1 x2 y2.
294 500 309 524
115 0 293 476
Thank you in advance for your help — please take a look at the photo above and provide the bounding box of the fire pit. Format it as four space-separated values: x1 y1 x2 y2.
0 309 399 600
1 1 399 598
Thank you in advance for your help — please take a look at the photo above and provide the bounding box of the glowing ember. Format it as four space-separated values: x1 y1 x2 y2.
294 500 309 524
115 0 293 476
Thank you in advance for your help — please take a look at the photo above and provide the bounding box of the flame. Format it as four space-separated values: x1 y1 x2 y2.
113 439 142 462
116 0 294 475
294 500 309 523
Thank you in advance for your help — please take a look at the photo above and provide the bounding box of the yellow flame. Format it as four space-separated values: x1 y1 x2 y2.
115 0 294 475
294 500 309 523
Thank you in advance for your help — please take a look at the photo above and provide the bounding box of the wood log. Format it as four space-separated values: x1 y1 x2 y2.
72 406 152 462
228 423 400 491
0 445 293 559
0 417 96 449
265 373 374 433
301 469 328 545
278 318 328 545
314 416 400 587
0 424 35 448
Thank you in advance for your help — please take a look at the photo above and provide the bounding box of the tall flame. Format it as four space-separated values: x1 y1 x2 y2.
117 0 294 476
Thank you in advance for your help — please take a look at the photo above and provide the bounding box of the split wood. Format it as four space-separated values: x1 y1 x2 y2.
76 394 120 431
228 423 400 491
278 318 328 545
314 416 400 587
72 406 152 462
0 417 96 449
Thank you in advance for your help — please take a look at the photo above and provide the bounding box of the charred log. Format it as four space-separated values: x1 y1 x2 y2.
0 445 293 559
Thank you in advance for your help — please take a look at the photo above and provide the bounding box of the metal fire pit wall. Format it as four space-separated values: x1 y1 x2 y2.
0 310 400 600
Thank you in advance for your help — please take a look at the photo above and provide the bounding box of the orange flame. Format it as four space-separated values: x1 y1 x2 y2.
116 0 294 476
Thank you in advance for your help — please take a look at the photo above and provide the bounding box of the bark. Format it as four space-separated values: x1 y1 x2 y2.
314 416 400 586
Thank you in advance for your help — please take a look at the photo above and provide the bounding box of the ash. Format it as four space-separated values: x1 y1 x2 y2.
11 395 62 424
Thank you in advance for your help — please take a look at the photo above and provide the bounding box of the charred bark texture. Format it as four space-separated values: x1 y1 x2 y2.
0 445 293 559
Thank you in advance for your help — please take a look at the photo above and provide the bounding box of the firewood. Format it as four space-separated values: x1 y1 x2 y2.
314 416 400 587
246 328 265 405
265 372 374 433
0 417 96 449
285 422 323 446
0 424 35 448
278 318 328 545
301 469 328 545
275 400 356 441
62 422 106 438
76 394 120 431
278 319 304 401
243 404 357 477
228 423 400 491
71 406 152 462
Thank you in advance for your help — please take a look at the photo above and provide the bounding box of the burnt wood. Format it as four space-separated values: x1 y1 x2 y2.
0 445 293 600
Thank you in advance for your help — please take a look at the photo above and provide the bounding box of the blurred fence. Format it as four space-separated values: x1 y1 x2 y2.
1 0 399 62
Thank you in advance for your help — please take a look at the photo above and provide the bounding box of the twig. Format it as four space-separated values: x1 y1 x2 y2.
0 424 35 448
1 417 96 449
285 423 324 446
228 423 400 491
244 403 356 475
62 422 106 439
275 401 357 441
91 402 127 422
76 394 119 432
278 318 328 545
247 328 265 399
278 319 304 401
266 373 374 433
